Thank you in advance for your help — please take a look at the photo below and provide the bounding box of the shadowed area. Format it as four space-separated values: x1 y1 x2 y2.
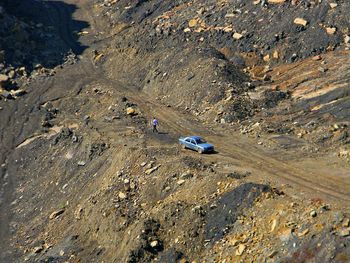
0 0 89 261
0 0 89 69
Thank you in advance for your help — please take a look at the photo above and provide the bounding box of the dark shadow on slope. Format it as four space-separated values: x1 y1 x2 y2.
0 0 89 70
204 183 271 243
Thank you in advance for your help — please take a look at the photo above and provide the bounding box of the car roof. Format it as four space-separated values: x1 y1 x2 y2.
187 136 202 140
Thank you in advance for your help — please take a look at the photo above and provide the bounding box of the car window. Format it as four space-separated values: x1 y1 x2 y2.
195 138 206 144
185 138 190 142
190 139 196 145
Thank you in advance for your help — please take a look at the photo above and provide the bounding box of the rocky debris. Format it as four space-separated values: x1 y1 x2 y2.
326 27 337 35
345 35 350 44
32 246 44 254
74 205 83 220
294 17 308 27
227 171 251 179
118 192 127 200
0 89 13 99
97 0 350 137
232 32 243 40
268 0 286 3
144 165 161 175
126 107 137 116
3 1 350 263
310 210 317 217
235 244 246 256
10 89 26 97
204 183 272 242
177 179 185 186
0 74 9 87
128 219 164 262
77 161 86 166
0 1 85 102
338 228 350 237
89 142 108 159
49 209 65 220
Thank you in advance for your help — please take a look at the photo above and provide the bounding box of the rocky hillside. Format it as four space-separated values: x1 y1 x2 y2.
0 0 85 101
96 0 350 154
0 1 350 263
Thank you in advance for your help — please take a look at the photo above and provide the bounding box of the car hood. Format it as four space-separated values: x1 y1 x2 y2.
198 143 214 148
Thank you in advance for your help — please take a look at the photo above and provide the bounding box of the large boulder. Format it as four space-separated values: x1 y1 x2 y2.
0 74 9 88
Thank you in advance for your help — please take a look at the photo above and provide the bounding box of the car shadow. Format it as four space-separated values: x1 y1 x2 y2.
183 148 219 155
0 0 89 70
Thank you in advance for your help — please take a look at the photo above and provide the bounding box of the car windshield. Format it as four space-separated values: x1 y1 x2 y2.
194 138 206 144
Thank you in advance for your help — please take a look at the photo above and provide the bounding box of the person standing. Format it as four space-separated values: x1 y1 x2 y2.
152 117 159 133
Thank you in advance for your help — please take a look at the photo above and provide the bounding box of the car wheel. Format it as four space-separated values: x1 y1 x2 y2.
181 144 186 149
198 148 203 154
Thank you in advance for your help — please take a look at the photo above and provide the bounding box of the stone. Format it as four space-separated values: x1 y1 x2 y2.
294 18 308 27
74 205 83 220
310 210 317 217
188 19 197 28
268 0 286 3
329 3 338 8
312 55 322 61
177 179 185 186
318 67 327 73
271 218 279 232
263 54 270 62
342 218 350 227
297 228 309 237
145 165 160 175
0 89 12 99
228 238 239 246
11 89 26 97
326 27 336 35
339 228 350 237
268 250 278 258
33 246 44 254
180 171 193 179
118 192 127 199
150 240 159 247
8 70 15 79
344 35 350 44
126 107 137 116
233 32 243 40
235 244 246 256
49 209 65 220
279 228 293 242
77 161 86 166
0 74 9 84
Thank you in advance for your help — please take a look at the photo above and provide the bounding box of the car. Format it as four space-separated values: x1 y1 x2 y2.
179 136 214 154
